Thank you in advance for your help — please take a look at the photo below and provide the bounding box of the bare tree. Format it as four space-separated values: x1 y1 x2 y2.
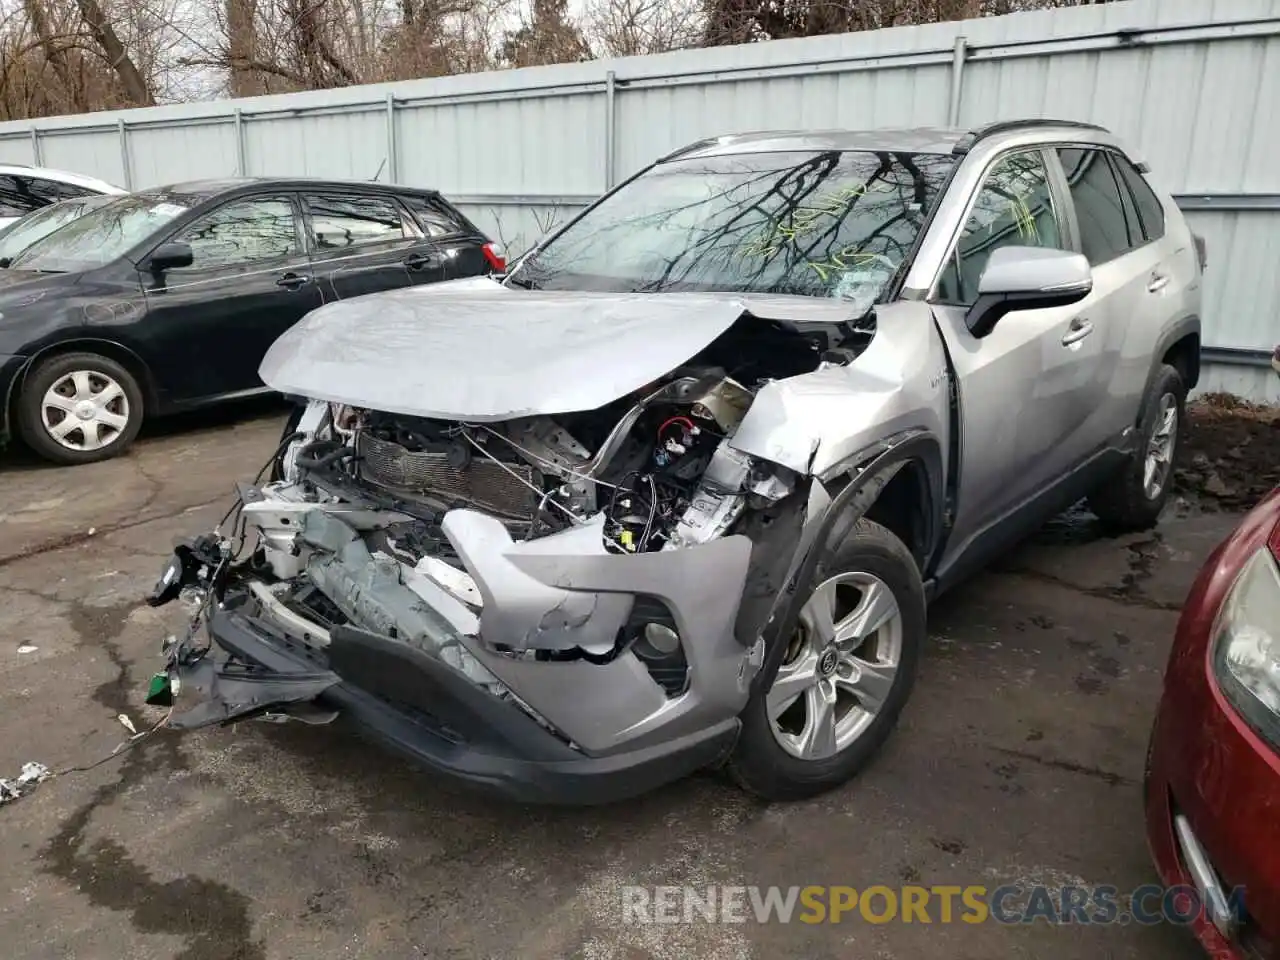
500 0 590 68
702 0 1113 45
0 0 184 117
74 0 153 103
0 0 1120 123
583 0 701 57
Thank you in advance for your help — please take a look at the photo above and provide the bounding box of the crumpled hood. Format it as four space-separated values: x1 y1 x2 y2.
259 277 860 421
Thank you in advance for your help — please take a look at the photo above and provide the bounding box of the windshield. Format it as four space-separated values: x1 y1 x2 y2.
509 149 956 312
11 193 191 273
0 196 115 265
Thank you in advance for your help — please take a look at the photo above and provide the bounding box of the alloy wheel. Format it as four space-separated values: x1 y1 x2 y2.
1143 391 1178 500
767 570 904 761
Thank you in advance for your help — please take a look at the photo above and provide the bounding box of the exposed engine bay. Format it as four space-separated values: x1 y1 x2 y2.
273 313 844 563
321 368 779 555
151 306 877 758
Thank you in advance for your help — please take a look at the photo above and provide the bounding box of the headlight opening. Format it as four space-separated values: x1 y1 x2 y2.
1213 548 1280 747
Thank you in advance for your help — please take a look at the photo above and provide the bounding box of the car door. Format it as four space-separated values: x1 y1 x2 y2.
301 190 448 302
1053 146 1164 444
930 147 1105 564
138 193 322 402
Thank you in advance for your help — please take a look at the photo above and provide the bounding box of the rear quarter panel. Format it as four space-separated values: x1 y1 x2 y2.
1135 171 1203 388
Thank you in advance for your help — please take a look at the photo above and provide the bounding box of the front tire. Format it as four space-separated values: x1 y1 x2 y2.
728 518 925 801
1087 363 1185 531
16 352 144 465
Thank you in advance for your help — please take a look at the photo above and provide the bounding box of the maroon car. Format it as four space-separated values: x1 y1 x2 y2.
1146 487 1280 958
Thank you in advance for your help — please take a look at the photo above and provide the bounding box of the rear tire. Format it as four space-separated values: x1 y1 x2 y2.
17 352 144 465
1087 364 1185 531
728 518 925 801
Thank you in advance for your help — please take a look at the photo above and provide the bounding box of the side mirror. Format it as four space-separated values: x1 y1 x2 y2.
147 241 194 273
965 246 1092 339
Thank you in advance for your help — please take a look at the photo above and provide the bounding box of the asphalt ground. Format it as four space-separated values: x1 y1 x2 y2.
0 399 1231 959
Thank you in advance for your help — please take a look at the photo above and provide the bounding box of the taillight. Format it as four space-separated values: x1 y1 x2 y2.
481 241 506 273
1193 233 1207 272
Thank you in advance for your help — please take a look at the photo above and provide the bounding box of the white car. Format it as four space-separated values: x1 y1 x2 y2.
0 165 125 230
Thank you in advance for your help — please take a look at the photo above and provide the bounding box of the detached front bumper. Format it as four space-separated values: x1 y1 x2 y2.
169 597 739 806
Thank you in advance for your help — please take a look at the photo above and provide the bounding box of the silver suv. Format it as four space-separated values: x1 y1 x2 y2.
147 120 1202 804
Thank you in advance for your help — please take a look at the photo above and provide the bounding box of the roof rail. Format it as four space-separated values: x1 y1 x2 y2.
656 137 724 164
951 118 1109 155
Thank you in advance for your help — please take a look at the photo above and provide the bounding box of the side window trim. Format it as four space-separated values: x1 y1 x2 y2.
1103 152 1143 250
927 145 1064 304
1109 150 1165 245
393 194 427 240
402 191 468 240
1040 146 1081 255
156 192 305 274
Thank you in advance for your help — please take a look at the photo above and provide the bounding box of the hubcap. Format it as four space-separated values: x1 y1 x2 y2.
41 370 130 452
767 571 903 761
1143 392 1178 500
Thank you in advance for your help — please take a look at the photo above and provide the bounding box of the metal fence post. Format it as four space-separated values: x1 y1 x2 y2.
385 92 398 183
948 35 969 127
604 70 617 191
117 119 133 188
233 108 246 175
29 126 42 165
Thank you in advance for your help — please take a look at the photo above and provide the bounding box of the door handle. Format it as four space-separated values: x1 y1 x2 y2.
1062 317 1094 346
403 252 440 270
276 272 312 290
1147 272 1170 293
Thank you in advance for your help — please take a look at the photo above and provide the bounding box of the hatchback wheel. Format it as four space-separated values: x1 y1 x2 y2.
729 517 924 801
17 352 144 465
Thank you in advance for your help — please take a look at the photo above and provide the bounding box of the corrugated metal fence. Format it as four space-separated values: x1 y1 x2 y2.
1 0 1277 398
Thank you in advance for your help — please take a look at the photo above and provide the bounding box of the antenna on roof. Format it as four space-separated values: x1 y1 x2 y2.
371 158 387 182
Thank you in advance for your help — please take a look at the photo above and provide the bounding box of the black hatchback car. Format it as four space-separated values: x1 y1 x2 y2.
0 178 503 465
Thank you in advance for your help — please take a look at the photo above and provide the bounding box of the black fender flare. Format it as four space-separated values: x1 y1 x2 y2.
750 432 943 688
1146 315 1201 399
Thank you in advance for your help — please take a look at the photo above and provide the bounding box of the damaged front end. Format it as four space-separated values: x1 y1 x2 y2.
147 290 893 803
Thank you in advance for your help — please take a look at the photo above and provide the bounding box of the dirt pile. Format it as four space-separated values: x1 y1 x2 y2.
1176 393 1280 511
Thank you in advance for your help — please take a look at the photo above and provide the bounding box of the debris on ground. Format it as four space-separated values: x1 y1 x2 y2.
0 762 51 805
1176 396 1280 511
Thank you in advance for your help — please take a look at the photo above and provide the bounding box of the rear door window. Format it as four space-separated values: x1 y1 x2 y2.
303 194 410 250
1112 155 1166 243
1056 147 1139 265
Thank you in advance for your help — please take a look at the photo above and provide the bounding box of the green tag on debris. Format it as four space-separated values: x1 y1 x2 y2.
146 672 173 707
